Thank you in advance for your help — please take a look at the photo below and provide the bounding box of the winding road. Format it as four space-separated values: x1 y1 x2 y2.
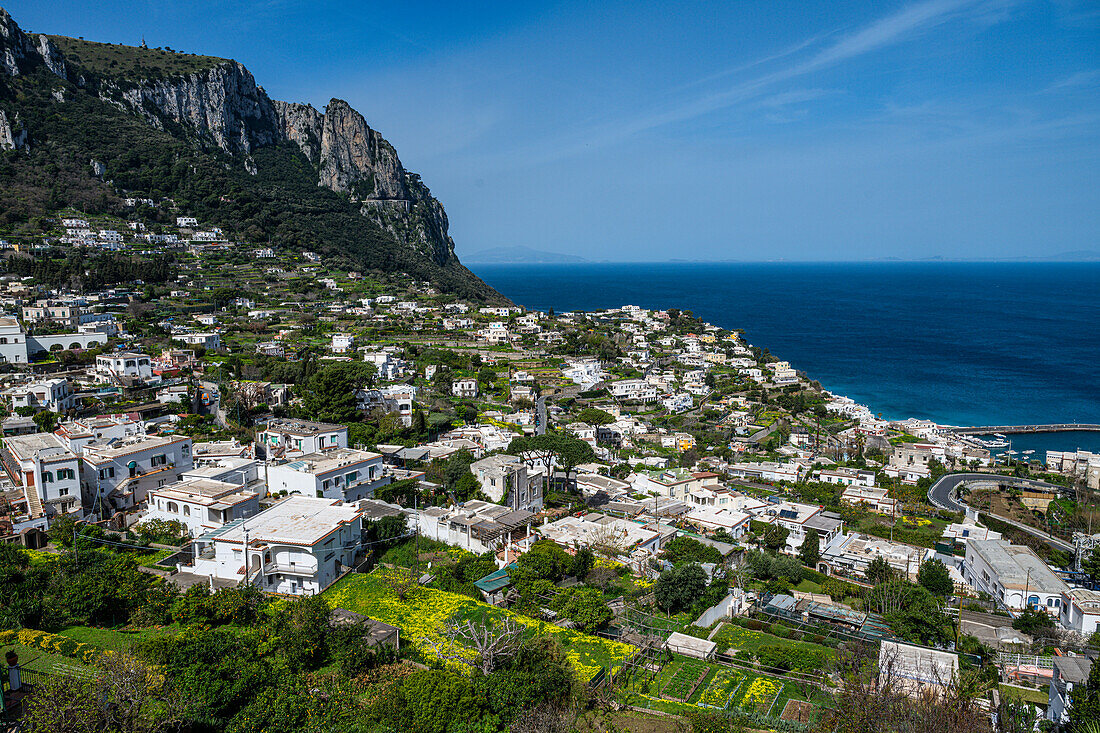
926 472 1074 552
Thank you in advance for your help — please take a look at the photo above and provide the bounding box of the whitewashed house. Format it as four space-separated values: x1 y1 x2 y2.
182 495 363 595
267 448 388 502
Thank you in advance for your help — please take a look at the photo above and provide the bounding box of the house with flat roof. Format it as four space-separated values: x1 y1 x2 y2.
181 495 363 595
3 378 75 414
81 434 193 510
964 538 1069 613
539 513 661 556
145 478 260 537
267 448 388 502
257 419 348 459
95 352 153 382
415 500 536 555
54 414 144 454
1048 655 1094 725
630 468 720 501
1061 588 1100 635
1 432 81 528
471 454 544 512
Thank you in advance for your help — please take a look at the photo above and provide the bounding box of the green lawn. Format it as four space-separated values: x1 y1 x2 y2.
56 625 169 652
999 683 1048 706
0 643 93 677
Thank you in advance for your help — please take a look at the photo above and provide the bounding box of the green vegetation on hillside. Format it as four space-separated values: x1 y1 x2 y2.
46 35 227 78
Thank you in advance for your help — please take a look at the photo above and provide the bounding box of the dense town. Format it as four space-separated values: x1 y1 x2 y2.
1 209 1099 733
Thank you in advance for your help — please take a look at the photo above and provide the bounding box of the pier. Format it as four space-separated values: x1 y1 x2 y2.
952 423 1100 435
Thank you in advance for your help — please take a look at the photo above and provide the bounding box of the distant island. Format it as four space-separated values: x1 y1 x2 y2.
462 245 588 264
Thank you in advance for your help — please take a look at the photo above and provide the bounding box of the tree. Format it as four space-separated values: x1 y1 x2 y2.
434 616 525 675
1083 545 1100 584
507 433 595 490
865 555 895 585
381 566 421 600
1012 607 1056 635
799 528 821 566
553 586 612 632
662 535 722 566
33 409 57 433
762 523 790 552
300 362 375 423
577 407 614 427
1069 657 1100 731
22 653 184 733
571 546 595 580
917 558 954 597
654 563 708 614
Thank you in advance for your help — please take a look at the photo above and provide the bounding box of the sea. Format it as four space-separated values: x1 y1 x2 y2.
472 262 1100 455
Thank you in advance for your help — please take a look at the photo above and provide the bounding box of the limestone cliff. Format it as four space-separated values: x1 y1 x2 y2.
0 7 483 287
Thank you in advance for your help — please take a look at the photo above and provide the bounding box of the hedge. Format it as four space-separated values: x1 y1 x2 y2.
0 628 102 665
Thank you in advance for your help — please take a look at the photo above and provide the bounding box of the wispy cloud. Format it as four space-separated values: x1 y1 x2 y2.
533 0 1016 161
1047 69 1100 90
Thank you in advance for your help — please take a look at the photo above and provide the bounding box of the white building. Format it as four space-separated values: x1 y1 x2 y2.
964 539 1069 613
470 454 543 512
257 419 348 459
331 333 355 353
55 414 144 454
540 513 661 556
727 461 801 483
3 378 75 413
662 392 693 413
81 434 194 510
175 332 221 350
1059 588 1100 635
144 478 260 537
183 496 363 595
1048 656 1093 726
357 386 415 427
415 500 535 555
610 379 658 403
176 216 198 227
1 432 82 527
452 378 479 398
840 485 899 516
95 352 153 382
267 448 387 503
0 316 28 364
814 468 876 487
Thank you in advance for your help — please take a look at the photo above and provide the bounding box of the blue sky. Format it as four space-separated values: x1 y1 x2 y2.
10 0 1099 261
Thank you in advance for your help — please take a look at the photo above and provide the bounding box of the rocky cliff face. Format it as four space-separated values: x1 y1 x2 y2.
101 61 278 154
0 7 462 271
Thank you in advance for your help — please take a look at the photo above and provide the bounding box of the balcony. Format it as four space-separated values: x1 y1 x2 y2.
263 561 316 577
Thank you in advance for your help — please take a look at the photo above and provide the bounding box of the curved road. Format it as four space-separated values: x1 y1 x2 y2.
927 472 1074 552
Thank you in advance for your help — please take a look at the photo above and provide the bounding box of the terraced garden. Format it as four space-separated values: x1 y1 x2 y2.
324 570 636 682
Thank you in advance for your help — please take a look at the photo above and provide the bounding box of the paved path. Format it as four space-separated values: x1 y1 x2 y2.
927 472 1074 552
535 396 547 435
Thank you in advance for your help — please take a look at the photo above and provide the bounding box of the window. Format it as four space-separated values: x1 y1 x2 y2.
183 506 191 517
1028 595 1040 608
151 454 167 467
166 502 179 513
42 471 54 483
345 471 358 483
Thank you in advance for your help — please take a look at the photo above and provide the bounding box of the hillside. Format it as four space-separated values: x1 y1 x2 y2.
0 9 506 303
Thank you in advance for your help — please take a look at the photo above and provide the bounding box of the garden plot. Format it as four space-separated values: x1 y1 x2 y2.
659 657 708 702
730 674 783 715
696 668 744 709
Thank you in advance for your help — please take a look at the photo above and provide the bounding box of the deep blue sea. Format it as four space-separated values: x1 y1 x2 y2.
473 262 1100 453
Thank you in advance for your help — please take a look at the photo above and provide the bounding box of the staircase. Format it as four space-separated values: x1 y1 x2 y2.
23 485 44 519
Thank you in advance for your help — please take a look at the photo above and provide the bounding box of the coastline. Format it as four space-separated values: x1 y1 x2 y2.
471 261 1100 453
